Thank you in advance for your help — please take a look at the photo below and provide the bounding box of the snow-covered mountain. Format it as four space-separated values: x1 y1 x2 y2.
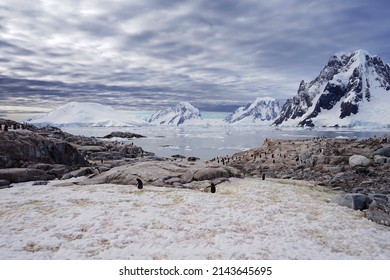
274 50 390 127
26 102 146 127
148 102 204 126
225 97 281 124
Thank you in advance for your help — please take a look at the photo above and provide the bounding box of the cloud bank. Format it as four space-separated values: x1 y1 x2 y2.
1 0 389 115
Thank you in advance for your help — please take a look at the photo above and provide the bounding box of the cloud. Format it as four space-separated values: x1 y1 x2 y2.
1 0 390 116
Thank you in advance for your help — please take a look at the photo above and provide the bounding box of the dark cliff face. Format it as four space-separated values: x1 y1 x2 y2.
273 50 390 127
0 130 88 168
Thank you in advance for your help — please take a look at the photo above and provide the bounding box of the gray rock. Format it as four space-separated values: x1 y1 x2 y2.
349 155 371 167
368 194 389 204
373 147 390 157
0 130 87 168
80 161 241 188
193 167 230 181
0 179 11 187
102 131 145 139
365 201 390 226
0 168 55 183
164 177 182 184
181 169 194 183
0 179 12 189
331 193 370 210
61 167 98 180
374 155 388 164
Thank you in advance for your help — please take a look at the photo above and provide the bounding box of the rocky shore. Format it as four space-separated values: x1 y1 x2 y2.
1 118 389 226
219 136 390 226
0 118 242 191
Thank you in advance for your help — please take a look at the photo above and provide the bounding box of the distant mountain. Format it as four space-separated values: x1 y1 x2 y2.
224 97 281 124
148 102 204 126
274 50 390 127
26 102 146 127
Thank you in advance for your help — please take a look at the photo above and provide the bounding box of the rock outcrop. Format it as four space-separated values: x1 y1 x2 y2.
0 119 153 183
80 160 242 189
224 135 390 226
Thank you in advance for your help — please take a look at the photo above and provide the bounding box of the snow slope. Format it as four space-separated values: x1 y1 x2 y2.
1 177 389 260
26 102 146 127
225 97 281 124
274 50 390 127
148 102 205 126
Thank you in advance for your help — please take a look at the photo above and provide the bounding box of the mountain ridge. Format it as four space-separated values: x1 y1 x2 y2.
225 97 281 124
274 50 390 127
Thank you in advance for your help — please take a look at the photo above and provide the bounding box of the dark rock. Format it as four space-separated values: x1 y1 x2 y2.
368 194 389 204
32 181 49 186
0 130 87 168
331 193 370 211
102 131 145 139
0 179 11 186
171 154 186 159
373 147 390 157
365 201 390 226
187 156 199 162
0 179 11 189
0 168 55 183
61 167 98 180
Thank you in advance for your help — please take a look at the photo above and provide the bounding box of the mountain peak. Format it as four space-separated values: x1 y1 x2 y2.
225 97 281 124
148 102 203 126
274 50 390 127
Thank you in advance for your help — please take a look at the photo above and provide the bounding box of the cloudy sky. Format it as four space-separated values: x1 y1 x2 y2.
1 0 390 118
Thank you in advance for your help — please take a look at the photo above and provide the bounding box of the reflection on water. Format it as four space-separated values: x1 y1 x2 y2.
63 125 390 161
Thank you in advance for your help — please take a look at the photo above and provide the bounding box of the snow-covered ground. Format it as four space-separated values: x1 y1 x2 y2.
1 177 389 260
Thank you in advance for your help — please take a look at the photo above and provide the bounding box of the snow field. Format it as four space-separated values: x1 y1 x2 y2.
0 177 389 259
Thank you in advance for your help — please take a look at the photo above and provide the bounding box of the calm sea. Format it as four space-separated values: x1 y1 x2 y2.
63 111 390 160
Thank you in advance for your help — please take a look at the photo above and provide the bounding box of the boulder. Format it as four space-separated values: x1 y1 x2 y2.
374 155 388 164
365 201 390 226
0 179 11 189
349 155 371 167
368 194 389 204
0 168 55 183
193 167 230 181
61 167 98 180
373 147 390 157
331 193 370 210
181 169 194 183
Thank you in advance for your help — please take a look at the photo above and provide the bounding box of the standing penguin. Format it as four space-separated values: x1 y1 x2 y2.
136 178 143 189
210 182 216 193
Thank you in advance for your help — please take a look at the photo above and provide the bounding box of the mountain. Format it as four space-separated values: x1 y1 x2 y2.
26 102 146 127
148 102 204 125
274 50 390 127
224 97 281 124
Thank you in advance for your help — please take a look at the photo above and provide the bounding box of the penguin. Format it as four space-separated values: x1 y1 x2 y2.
210 182 216 193
136 178 143 189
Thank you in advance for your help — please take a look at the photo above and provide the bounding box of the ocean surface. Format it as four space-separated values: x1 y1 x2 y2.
62 112 390 160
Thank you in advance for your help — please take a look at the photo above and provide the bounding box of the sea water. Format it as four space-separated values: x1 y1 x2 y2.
62 112 390 161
